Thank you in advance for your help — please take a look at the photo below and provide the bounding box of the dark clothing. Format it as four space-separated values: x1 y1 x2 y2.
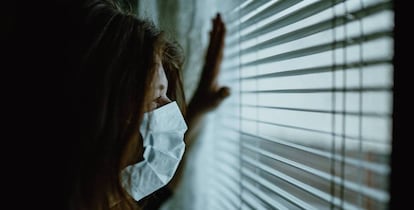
140 187 174 210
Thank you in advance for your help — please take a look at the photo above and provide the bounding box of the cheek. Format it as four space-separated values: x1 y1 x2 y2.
144 103 157 112
143 88 158 111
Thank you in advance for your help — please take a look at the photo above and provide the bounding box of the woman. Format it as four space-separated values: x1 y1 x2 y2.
66 1 228 209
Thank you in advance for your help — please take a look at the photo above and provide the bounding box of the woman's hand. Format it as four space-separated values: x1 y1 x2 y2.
169 13 230 191
188 13 230 117
184 13 230 145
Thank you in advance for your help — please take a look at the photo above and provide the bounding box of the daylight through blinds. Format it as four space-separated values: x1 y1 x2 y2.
210 0 393 209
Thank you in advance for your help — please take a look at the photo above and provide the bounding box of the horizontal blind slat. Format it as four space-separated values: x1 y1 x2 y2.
240 116 391 145
240 32 391 68
243 155 378 210
238 60 391 80
242 167 318 210
241 190 267 210
236 0 345 44
228 1 392 49
241 179 290 210
217 117 390 146
238 0 302 30
239 104 390 118
235 0 268 18
226 3 392 57
211 182 239 209
241 86 391 93
212 175 241 204
240 132 389 174
242 143 390 202
242 155 349 208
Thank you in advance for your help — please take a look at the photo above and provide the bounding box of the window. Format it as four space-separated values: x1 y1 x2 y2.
211 0 394 209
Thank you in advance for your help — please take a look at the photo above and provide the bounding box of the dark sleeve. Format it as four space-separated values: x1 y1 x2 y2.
139 186 174 210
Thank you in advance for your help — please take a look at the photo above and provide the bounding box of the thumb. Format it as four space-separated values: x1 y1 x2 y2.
218 86 230 99
213 86 230 106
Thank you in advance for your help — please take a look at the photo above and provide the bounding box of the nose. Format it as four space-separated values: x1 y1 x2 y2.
157 95 172 108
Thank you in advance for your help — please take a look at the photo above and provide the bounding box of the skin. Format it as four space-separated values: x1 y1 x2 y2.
146 59 172 112
168 13 229 190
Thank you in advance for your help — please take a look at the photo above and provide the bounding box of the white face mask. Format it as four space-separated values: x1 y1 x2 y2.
121 101 187 202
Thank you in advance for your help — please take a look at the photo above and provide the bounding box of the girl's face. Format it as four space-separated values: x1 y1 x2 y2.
146 59 171 112
121 59 172 168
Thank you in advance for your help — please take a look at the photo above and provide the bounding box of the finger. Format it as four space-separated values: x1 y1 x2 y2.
212 86 231 107
204 15 225 76
201 13 227 89
218 86 230 98
210 13 224 48
212 14 225 46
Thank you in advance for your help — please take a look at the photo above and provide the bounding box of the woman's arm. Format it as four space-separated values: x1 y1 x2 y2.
168 13 229 191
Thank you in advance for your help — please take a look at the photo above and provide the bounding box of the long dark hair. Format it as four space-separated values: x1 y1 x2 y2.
68 1 185 209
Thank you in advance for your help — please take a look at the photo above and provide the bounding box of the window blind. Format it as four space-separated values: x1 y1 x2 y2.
210 0 393 209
